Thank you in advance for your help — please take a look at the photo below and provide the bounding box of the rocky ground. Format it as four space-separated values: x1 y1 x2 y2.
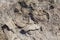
0 0 60 40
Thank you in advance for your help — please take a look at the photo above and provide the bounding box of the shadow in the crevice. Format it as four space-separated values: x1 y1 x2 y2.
1 24 11 31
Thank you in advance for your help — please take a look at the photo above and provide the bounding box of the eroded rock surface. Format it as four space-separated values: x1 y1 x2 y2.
0 0 60 40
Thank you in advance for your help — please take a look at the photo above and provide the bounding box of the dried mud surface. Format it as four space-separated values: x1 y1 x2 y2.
0 0 60 40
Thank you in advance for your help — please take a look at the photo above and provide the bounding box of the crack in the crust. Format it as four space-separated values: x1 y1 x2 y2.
28 4 34 11
1 24 11 31
15 24 40 35
15 24 23 29
49 5 54 9
20 28 39 35
27 29 39 32
18 1 28 8
29 13 35 21
16 24 40 35
14 8 19 13
19 25 43 35
29 12 38 23
40 26 43 31
20 29 27 34
43 10 49 20
18 1 34 11
26 27 43 35
1 24 14 33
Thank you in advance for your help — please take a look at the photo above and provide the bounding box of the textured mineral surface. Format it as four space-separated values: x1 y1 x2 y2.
0 0 60 40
